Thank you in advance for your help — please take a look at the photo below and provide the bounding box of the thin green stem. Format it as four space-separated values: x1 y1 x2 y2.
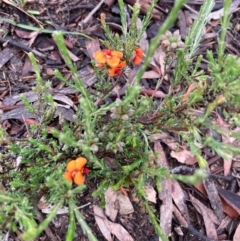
71 202 98 241
218 0 231 61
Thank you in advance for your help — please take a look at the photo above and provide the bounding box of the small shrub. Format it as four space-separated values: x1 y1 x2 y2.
1 0 239 240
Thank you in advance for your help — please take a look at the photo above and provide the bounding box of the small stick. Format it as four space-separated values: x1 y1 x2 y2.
183 3 198 14
0 37 46 59
78 0 105 27
186 225 212 241
76 202 91 209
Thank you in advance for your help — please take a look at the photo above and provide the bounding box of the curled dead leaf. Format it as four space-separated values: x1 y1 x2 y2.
170 149 197 165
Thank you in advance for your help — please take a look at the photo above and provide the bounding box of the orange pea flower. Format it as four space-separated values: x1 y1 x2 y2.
133 48 143 65
108 61 126 76
95 49 123 67
63 157 89 185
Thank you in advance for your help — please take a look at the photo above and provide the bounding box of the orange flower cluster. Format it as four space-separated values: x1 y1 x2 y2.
94 48 143 76
63 157 89 185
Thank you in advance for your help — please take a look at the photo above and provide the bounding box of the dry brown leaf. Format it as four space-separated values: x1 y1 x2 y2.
104 219 134 241
203 177 225 222
208 0 240 20
149 61 161 76
117 191 134 215
64 38 74 49
2 107 36 121
57 107 75 121
22 55 34 77
48 50 62 61
142 70 160 79
77 65 97 87
181 83 197 103
38 197 68 214
93 206 113 241
15 29 39 39
233 223 240 241
124 0 163 20
172 205 188 228
152 47 166 77
93 205 134 241
217 215 232 232
170 149 197 165
154 141 169 168
0 47 20 70
53 95 75 108
209 19 220 26
143 185 156 203
224 127 240 174
28 32 39 48
194 182 208 197
223 157 233 176
67 49 80 62
104 0 116 7
136 18 149 54
105 187 118 222
52 37 79 62
178 10 189 39
150 132 179 150
190 194 220 225
171 181 190 223
85 38 101 60
174 226 184 236
140 89 166 98
220 197 239 219
154 141 172 239
158 47 166 79
215 113 233 175
190 194 219 240
218 188 240 219
158 179 172 241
